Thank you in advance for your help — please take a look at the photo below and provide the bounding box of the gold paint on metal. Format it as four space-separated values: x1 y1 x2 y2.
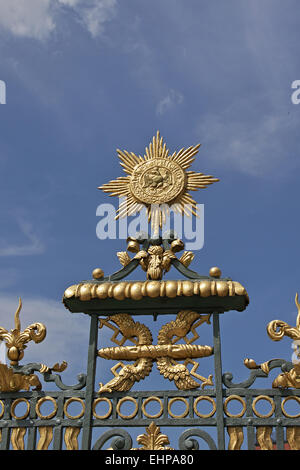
117 238 196 281
245 294 300 389
244 358 270 373
142 397 164 419
256 426 273 450
183 359 214 388
178 251 194 268
267 293 300 342
209 267 222 278
193 396 216 418
92 397 113 420
168 397 189 419
244 357 300 390
98 311 213 393
227 427 244 450
286 427 300 450
252 395 275 418
0 301 65 393
0 400 4 419
0 298 46 366
64 397 85 420
133 421 174 450
116 396 138 420
99 344 212 361
36 396 57 420
92 268 104 279
37 427 53 450
224 395 246 418
11 427 26 450
39 361 67 375
273 366 300 389
99 131 219 233
0 364 41 392
11 398 30 420
281 396 300 418
98 314 153 393
64 279 249 303
64 427 81 450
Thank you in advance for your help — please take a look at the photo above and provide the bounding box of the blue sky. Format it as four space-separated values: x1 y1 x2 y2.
0 0 300 445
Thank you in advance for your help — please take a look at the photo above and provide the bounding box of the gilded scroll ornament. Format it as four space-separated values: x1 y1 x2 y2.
98 311 213 393
99 131 219 233
0 298 46 366
0 299 67 392
244 294 300 389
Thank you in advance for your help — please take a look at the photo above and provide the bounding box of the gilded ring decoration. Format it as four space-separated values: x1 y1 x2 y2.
36 396 58 420
252 395 275 419
193 396 216 418
141 397 164 419
281 396 300 418
11 398 30 420
224 395 246 418
64 397 85 420
116 397 138 420
92 398 113 420
168 397 189 419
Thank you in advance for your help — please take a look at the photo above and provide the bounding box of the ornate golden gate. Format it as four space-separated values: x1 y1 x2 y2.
0 133 299 451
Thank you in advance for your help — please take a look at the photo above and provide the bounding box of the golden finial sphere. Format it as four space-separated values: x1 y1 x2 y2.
92 268 104 280
209 267 222 278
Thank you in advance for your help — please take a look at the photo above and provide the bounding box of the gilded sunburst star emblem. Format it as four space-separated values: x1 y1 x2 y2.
99 131 219 232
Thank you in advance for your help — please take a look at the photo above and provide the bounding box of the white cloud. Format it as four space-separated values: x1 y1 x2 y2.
156 89 184 115
196 97 299 177
0 219 45 257
76 0 117 38
0 0 55 40
58 0 79 5
0 0 117 40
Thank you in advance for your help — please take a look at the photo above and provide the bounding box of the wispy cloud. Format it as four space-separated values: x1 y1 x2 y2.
0 219 45 257
0 0 55 40
156 89 184 115
0 0 117 40
196 96 299 177
72 0 117 38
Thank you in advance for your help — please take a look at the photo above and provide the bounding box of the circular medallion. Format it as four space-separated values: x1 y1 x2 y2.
130 159 185 204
